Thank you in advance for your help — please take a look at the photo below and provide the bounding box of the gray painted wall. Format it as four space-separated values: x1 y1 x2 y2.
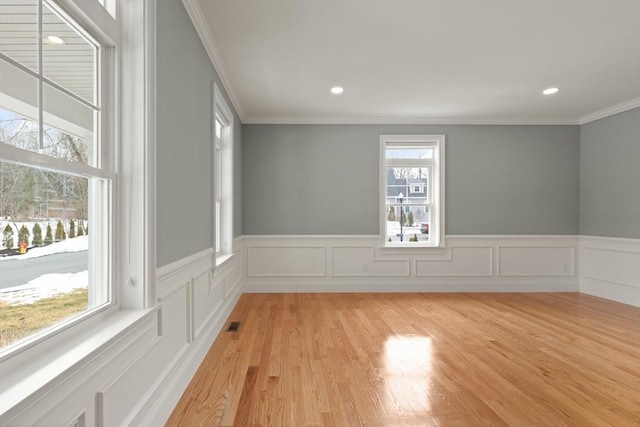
242 124 579 235
580 108 640 238
156 0 241 267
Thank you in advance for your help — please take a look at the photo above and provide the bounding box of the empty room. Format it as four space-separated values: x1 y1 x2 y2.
0 0 638 426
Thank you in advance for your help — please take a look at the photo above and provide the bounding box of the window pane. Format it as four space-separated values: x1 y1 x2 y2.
386 167 429 202
43 83 96 165
385 205 430 243
0 0 39 73
43 2 97 105
0 161 103 349
0 58 39 130
385 148 433 159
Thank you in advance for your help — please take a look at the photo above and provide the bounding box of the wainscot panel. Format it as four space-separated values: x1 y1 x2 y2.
1 239 244 427
580 236 640 307
247 246 327 277
242 235 579 293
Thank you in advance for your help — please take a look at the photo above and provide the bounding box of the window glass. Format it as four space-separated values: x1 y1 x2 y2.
43 84 96 165
42 2 97 104
385 204 430 243
385 148 433 159
386 167 429 202
0 1 109 351
0 161 106 349
0 0 39 73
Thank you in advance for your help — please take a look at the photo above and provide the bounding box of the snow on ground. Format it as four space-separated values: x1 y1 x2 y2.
387 221 421 235
0 235 88 262
0 271 87 305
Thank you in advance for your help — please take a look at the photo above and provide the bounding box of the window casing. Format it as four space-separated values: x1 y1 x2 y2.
380 135 445 247
213 83 233 262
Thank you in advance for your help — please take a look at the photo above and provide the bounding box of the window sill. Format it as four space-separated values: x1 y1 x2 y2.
378 242 447 255
0 307 155 417
215 253 234 268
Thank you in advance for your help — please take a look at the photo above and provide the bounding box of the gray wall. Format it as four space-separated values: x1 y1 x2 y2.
156 0 242 267
580 108 640 238
242 124 580 235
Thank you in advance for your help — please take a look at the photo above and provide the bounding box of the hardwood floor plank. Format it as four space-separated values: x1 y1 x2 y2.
167 293 640 426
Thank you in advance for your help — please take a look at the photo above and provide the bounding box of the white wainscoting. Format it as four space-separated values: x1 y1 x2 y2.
242 235 579 293
579 236 640 307
1 239 243 427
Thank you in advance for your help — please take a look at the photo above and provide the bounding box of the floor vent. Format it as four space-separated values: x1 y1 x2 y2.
226 321 241 332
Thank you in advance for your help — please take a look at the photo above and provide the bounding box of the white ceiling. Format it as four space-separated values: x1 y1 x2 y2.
191 0 640 124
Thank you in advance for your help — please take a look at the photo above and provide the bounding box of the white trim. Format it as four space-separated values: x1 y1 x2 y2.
0 308 154 421
156 248 214 283
55 0 120 46
580 235 640 248
144 0 157 308
244 281 577 293
181 0 246 121
117 0 156 309
243 116 581 125
579 98 640 124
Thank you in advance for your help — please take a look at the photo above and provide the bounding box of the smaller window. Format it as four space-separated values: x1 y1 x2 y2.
213 84 233 263
380 135 445 247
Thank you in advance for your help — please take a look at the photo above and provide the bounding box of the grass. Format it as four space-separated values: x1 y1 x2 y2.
0 288 88 349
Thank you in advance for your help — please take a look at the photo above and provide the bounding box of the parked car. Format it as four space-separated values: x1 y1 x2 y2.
420 223 429 234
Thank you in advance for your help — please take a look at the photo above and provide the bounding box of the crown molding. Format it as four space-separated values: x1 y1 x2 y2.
181 0 246 122
242 116 580 125
579 98 640 125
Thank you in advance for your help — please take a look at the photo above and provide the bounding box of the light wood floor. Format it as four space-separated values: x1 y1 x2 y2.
167 293 640 426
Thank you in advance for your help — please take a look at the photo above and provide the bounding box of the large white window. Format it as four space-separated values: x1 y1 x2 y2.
0 0 114 351
213 83 233 263
380 135 445 247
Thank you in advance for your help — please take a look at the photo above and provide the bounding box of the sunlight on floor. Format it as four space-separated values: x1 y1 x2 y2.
384 336 432 416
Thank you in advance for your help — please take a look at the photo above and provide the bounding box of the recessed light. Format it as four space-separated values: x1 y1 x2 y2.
543 87 559 95
330 86 344 95
44 35 65 45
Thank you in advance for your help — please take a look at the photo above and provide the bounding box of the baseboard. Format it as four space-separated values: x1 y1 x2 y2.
244 281 577 293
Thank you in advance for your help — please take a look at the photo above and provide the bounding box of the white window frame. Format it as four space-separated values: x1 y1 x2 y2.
212 83 233 265
0 0 155 414
380 135 445 248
